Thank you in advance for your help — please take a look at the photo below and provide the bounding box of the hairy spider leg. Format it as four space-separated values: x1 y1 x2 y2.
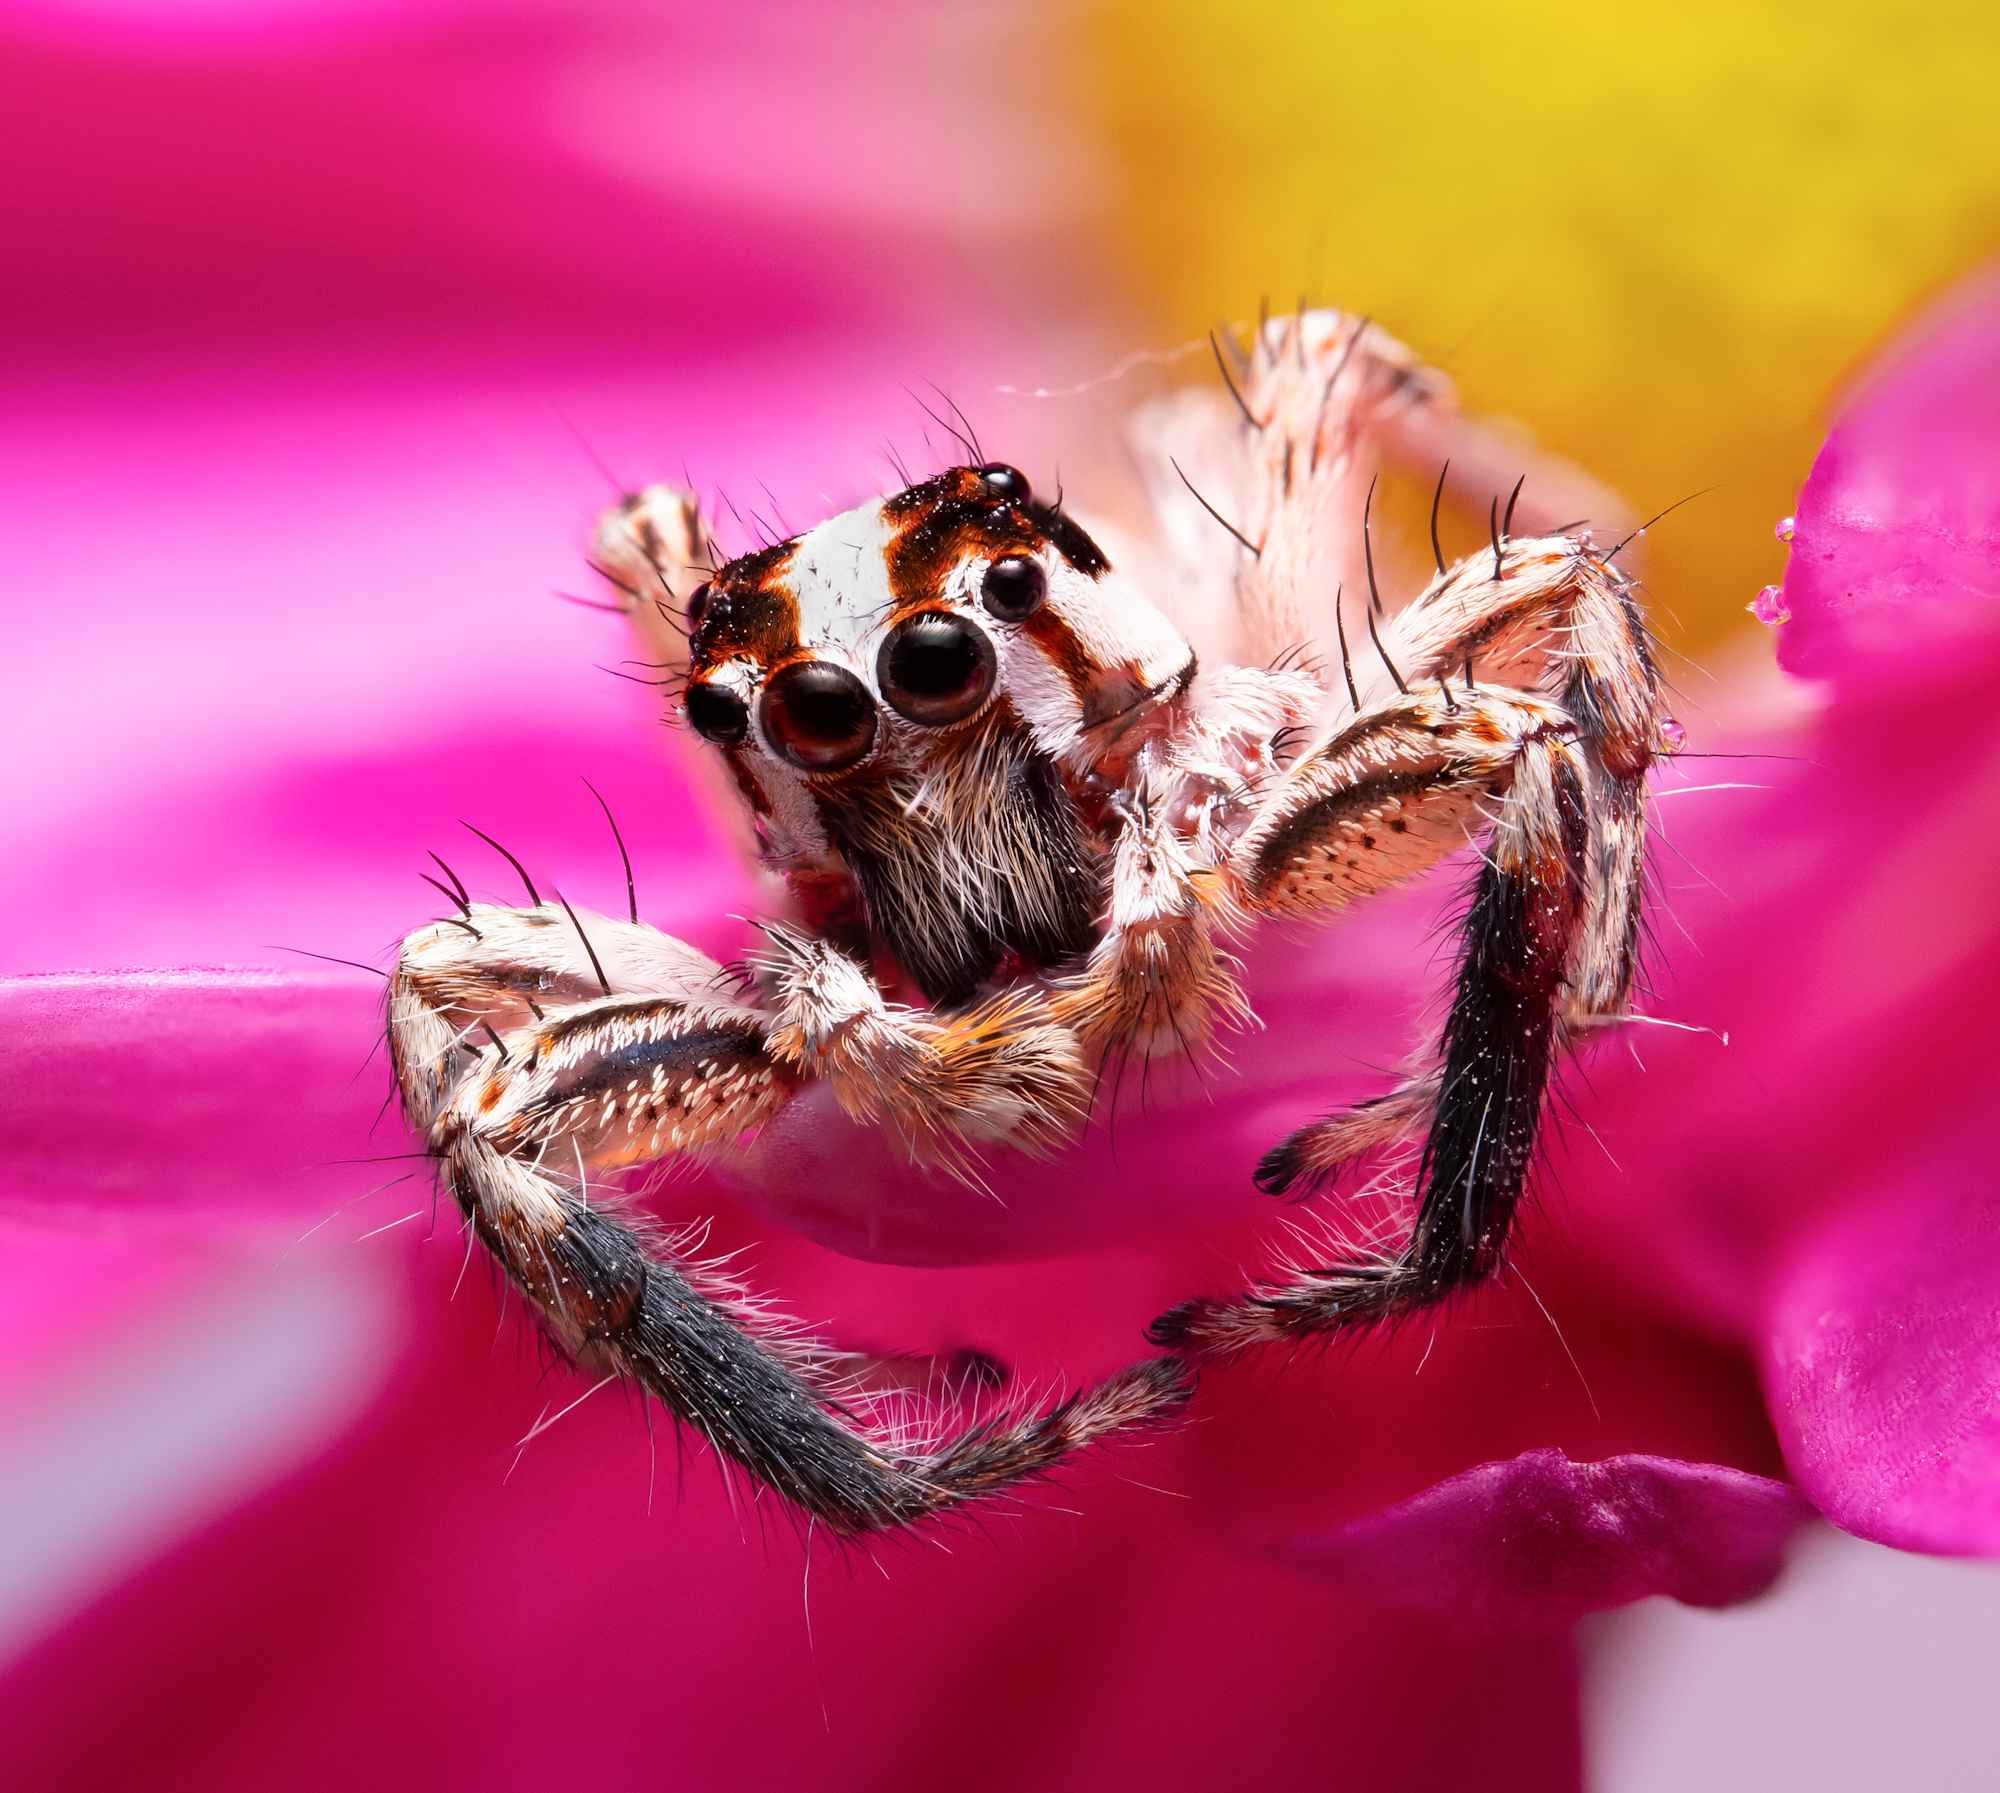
1149 532 1660 1350
390 902 1191 1533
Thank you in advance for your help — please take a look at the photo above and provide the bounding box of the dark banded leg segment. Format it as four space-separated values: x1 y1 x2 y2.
448 1137 1189 1536
1152 715 1593 1351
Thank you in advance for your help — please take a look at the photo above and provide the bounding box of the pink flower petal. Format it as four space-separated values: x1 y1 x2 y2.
3 957 1793 1651
0 1220 209 1409
1281 1450 1808 1629
0 1244 1586 1793
0 1224 402 1666
0 972 392 1228
1778 268 2000 681
1541 271 2000 1554
1 718 754 979
3 6 992 353
1764 1164 2000 1554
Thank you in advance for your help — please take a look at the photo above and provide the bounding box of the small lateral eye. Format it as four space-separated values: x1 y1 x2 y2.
980 554 1047 621
684 677 748 745
684 582 712 627
978 463 1031 502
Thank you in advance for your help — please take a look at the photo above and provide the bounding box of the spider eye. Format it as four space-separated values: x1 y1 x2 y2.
760 660 878 771
684 582 712 627
980 554 1047 621
878 613 997 726
978 463 1031 502
684 677 748 745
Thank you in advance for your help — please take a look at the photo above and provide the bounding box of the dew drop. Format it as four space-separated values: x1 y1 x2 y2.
1659 715 1687 751
1749 584 1791 626
1775 515 1796 544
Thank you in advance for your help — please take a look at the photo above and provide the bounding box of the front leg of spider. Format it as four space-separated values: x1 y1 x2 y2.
390 893 1189 1537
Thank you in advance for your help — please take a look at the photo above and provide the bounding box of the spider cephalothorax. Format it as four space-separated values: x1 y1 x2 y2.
673 462 1200 1006
387 309 1669 1536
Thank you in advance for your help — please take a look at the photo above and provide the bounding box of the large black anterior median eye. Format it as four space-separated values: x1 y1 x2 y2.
877 613 997 726
684 677 748 745
980 553 1047 621
760 660 878 770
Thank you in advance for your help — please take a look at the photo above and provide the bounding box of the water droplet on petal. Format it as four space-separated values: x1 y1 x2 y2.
1775 514 1796 544
1659 715 1687 751
1749 584 1791 626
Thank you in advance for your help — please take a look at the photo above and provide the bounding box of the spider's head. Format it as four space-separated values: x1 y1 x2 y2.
678 463 1193 789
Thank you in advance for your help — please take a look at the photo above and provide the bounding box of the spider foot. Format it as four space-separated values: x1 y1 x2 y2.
1148 1258 1430 1352
1251 1071 1440 1198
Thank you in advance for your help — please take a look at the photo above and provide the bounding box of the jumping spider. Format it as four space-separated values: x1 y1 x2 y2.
388 310 1667 1537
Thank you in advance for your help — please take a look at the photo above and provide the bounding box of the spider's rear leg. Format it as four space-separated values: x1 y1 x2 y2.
1132 311 1434 668
591 483 708 675
1130 307 1628 673
1149 686 1596 1351
392 907 1190 1534
1247 1068 1443 1196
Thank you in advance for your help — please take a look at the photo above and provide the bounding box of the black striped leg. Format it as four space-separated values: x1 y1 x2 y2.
391 905 1191 1534
1150 695 1594 1351
1251 531 1663 1184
